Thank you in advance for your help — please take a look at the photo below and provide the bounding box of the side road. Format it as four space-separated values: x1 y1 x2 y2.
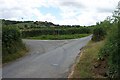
3 35 92 78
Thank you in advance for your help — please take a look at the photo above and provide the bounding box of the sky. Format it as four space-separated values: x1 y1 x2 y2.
0 0 119 26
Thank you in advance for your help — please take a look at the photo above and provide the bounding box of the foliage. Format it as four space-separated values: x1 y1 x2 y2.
2 19 82 29
2 25 26 63
22 27 91 38
98 24 119 78
92 27 106 41
27 34 90 40
98 3 120 76
92 4 120 77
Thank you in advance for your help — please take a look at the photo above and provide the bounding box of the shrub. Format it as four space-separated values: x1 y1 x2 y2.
2 26 26 63
92 27 106 41
2 26 21 55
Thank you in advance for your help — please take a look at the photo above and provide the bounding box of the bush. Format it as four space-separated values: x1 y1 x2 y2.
2 26 26 63
92 27 106 41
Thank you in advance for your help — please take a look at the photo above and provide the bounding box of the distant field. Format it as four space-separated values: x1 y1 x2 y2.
26 34 90 40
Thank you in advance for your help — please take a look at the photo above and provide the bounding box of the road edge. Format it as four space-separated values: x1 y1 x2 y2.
67 48 84 78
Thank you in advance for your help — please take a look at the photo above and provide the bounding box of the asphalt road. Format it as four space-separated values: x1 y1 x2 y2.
2 35 92 78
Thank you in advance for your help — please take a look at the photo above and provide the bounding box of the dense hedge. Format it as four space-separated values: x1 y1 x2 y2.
98 23 119 78
2 26 26 62
21 27 91 38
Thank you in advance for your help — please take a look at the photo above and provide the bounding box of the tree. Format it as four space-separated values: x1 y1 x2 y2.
112 1 120 23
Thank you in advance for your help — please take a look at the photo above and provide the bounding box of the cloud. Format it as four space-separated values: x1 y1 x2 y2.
0 0 119 26
60 1 85 8
96 8 114 13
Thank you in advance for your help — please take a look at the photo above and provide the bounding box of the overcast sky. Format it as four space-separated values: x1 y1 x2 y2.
0 0 119 26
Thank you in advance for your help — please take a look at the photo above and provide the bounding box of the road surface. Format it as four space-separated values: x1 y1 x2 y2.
2 35 92 78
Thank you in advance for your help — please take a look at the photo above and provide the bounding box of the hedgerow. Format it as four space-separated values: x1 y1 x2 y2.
98 23 119 78
21 27 91 38
2 25 26 63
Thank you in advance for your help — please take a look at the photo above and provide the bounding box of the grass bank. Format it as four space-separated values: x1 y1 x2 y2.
2 46 27 64
71 40 105 78
26 34 90 40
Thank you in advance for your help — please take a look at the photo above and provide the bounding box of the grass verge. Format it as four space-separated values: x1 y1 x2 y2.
26 34 90 40
2 46 28 64
71 40 105 78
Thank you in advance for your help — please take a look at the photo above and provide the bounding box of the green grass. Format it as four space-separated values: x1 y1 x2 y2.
2 46 27 64
26 34 90 40
72 40 105 78
3 49 27 64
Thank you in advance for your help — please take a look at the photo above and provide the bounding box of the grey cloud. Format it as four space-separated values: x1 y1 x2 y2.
96 7 114 13
1 8 28 20
1 10 21 19
60 1 85 8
